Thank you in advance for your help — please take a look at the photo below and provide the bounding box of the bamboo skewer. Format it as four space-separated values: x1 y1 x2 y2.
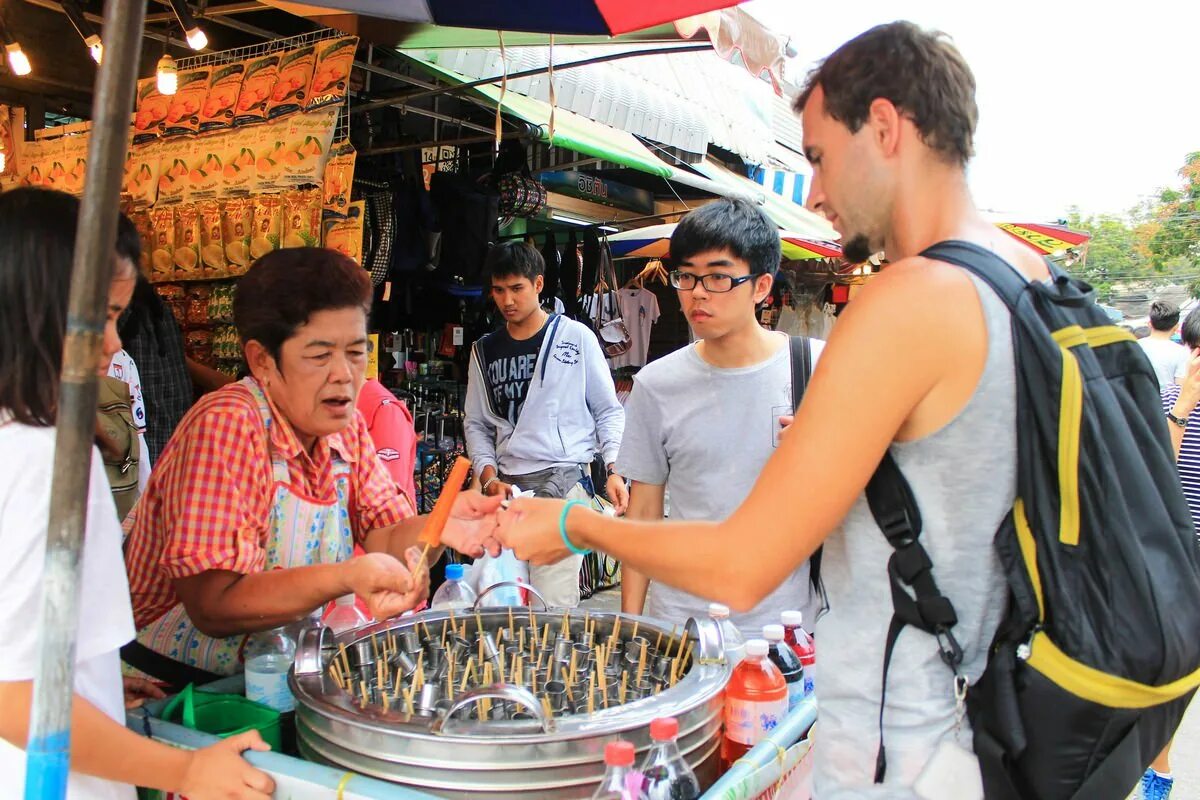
542 623 551 649
476 611 485 639
541 695 553 720
569 648 579 687
338 643 352 676
403 685 415 714
619 672 628 705
631 620 639 641
360 680 370 706
440 619 448 645
637 640 648 685
461 657 475 692
508 607 515 636
587 673 595 716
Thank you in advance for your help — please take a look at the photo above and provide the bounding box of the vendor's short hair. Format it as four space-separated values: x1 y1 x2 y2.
234 248 371 364
1149 300 1181 332
669 198 781 278
484 241 544 283
795 21 977 168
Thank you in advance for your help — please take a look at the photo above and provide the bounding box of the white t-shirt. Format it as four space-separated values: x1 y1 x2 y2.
106 349 152 493
1139 336 1188 390
609 288 661 369
0 417 137 800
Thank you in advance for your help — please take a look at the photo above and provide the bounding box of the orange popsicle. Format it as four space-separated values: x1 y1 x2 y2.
413 456 472 578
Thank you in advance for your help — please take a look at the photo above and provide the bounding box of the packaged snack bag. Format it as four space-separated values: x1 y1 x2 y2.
234 54 279 127
307 36 358 110
250 120 286 193
198 62 245 132
218 129 256 196
129 209 155 278
156 137 194 205
133 78 171 143
164 69 210 136
221 197 253 275
281 188 322 248
173 204 202 279
197 200 228 277
148 207 177 282
321 200 364 264
122 141 162 207
188 137 223 199
266 46 316 119
322 139 355 217
250 194 282 260
278 108 336 187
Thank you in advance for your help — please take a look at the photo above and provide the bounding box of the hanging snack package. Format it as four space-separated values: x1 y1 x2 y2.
148 206 177 282
251 194 283 260
219 128 256 196
185 285 212 328
188 136 223 199
133 78 171 143
279 108 336 186
221 197 254 275
321 200 365 264
129 209 155 278
122 140 162 207
197 200 228 278
267 46 316 120
163 69 210 137
173 204 202 280
185 329 214 366
234 54 280 127
281 188 323 248
156 137 194 205
322 140 355 217
57 135 88 195
251 119 286 193
307 36 358 110
199 63 245 132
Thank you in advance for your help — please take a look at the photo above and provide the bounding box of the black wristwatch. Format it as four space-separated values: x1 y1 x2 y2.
1167 410 1189 429
605 464 616 476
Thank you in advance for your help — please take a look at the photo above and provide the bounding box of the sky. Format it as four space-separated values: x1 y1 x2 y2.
743 0 1199 221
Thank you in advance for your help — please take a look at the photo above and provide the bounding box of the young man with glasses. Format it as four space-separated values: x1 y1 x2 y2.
618 198 824 635
464 241 627 608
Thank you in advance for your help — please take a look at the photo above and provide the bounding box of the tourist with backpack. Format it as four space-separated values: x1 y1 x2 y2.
498 21 1200 800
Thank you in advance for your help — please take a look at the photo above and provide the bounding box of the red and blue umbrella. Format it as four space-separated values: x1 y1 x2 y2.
608 223 843 260
289 0 746 36
996 222 1090 256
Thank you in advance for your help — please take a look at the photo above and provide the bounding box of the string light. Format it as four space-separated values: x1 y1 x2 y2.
167 0 207 51
0 20 30 76
61 0 102 64
156 53 177 95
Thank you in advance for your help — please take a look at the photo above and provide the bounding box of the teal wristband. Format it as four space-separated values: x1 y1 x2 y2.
559 499 592 556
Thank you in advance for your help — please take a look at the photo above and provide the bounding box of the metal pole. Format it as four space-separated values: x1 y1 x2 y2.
23 0 146 792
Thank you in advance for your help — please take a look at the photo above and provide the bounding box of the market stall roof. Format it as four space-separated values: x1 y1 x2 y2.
688 157 836 240
402 51 673 177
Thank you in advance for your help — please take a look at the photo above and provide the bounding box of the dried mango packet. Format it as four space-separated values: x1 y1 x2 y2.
149 207 177 282
221 197 253 275
251 194 283 261
173 204 202 279
307 36 358 111
322 140 356 217
267 46 315 119
198 200 228 278
281 188 323 249
234 55 279 127
321 200 365 265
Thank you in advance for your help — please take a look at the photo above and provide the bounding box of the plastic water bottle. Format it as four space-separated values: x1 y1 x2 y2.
708 603 745 665
781 610 815 697
244 626 296 712
640 717 700 800
592 741 649 800
721 639 787 771
762 624 804 712
325 594 371 634
431 562 477 610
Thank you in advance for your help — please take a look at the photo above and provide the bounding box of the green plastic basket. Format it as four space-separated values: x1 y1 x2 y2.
159 683 282 751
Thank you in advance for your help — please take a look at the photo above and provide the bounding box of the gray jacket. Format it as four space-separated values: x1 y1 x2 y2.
464 315 625 476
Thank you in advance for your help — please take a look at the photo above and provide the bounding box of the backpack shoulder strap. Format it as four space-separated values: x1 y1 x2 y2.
920 239 1032 311
789 335 812 411
866 450 965 783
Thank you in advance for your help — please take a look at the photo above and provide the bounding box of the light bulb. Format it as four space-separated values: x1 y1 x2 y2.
156 54 177 95
0 151 6 173
88 38 102 64
5 43 31 76
185 27 207 50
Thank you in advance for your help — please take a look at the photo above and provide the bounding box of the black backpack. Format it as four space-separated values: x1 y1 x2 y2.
866 240 1200 799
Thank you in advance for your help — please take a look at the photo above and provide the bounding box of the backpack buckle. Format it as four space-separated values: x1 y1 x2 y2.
936 625 964 669
876 508 918 546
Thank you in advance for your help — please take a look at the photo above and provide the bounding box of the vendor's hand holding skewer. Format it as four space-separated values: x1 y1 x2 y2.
345 550 427 622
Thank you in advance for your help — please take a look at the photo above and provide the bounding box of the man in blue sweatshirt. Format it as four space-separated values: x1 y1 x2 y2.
464 241 627 607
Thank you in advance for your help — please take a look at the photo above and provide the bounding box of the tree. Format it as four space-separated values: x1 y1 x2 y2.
1066 208 1150 284
1149 151 1200 269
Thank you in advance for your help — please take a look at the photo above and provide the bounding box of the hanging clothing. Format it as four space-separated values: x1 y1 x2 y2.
606 288 661 369
560 230 582 319
541 231 560 303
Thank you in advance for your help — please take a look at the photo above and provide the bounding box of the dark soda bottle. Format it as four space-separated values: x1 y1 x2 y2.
762 624 804 711
721 638 787 771
640 717 700 800
781 610 815 697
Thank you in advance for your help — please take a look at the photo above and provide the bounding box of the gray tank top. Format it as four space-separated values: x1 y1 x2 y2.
813 274 1017 799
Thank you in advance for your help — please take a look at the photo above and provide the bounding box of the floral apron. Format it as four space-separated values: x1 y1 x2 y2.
134 378 354 676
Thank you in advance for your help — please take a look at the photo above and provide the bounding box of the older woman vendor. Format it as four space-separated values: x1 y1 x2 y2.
123 249 500 684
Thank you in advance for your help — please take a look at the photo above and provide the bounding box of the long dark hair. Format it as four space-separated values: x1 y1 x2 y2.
0 188 84 427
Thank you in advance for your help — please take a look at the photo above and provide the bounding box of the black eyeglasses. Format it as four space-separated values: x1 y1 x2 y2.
668 270 756 293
